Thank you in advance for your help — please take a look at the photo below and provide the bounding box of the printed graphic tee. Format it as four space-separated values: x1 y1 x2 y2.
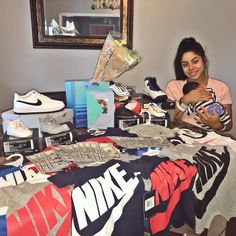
159 143 236 233
49 159 155 236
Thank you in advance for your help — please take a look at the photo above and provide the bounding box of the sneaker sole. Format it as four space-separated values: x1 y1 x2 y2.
14 107 65 115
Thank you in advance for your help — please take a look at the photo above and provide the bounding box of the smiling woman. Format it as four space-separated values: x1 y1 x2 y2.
30 0 133 49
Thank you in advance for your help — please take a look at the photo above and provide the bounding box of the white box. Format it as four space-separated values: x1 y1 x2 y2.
2 108 74 137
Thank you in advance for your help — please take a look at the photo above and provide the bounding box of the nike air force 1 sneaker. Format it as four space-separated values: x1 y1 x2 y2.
144 77 167 102
13 90 65 114
7 118 33 138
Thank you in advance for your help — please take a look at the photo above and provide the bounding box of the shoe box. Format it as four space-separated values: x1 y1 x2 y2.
2 128 41 157
42 122 78 147
115 116 141 129
2 108 74 137
115 112 170 129
114 105 141 129
141 112 170 128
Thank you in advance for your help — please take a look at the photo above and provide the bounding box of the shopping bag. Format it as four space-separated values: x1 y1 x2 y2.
86 83 115 129
65 80 110 127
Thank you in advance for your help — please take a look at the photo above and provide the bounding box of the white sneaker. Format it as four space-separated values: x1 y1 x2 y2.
61 21 80 35
13 90 65 114
0 154 24 167
148 103 167 117
110 82 130 97
39 115 70 134
7 118 33 138
5 154 24 167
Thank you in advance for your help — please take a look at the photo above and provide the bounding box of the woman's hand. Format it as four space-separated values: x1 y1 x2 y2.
195 107 223 130
182 86 211 104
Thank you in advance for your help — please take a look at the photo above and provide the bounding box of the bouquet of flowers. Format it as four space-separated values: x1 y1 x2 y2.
92 33 142 82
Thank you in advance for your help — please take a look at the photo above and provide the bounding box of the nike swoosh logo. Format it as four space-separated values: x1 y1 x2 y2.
193 146 230 219
16 99 42 106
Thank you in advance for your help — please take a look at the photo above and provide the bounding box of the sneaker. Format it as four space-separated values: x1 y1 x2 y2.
7 118 33 138
148 103 167 117
125 99 141 114
0 154 24 167
61 21 80 36
115 106 138 119
110 82 130 97
114 95 130 102
144 77 167 102
39 115 70 134
13 90 65 114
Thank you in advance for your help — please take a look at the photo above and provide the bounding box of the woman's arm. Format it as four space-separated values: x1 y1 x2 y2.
174 98 187 121
196 104 233 132
224 104 233 132
174 87 212 120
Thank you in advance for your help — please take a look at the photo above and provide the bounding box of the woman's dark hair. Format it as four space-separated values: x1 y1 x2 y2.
174 37 208 80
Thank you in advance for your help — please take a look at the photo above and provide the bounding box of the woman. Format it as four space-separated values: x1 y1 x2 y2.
165 37 233 132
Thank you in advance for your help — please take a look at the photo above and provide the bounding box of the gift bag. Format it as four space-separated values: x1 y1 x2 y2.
87 84 115 129
65 80 110 127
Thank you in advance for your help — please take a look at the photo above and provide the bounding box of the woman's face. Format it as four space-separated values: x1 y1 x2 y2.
181 51 206 81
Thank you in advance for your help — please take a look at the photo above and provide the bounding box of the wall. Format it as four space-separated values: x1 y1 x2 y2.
1 0 236 135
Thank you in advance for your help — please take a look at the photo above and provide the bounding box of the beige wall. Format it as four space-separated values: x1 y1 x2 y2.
1 0 236 135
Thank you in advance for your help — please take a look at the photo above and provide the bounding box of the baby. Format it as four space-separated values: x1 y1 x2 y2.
182 82 231 130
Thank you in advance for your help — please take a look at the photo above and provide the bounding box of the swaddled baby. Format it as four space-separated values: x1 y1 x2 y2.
182 81 231 130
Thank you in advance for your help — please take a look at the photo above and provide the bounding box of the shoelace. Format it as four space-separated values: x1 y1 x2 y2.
40 116 61 128
149 103 166 113
31 91 51 101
